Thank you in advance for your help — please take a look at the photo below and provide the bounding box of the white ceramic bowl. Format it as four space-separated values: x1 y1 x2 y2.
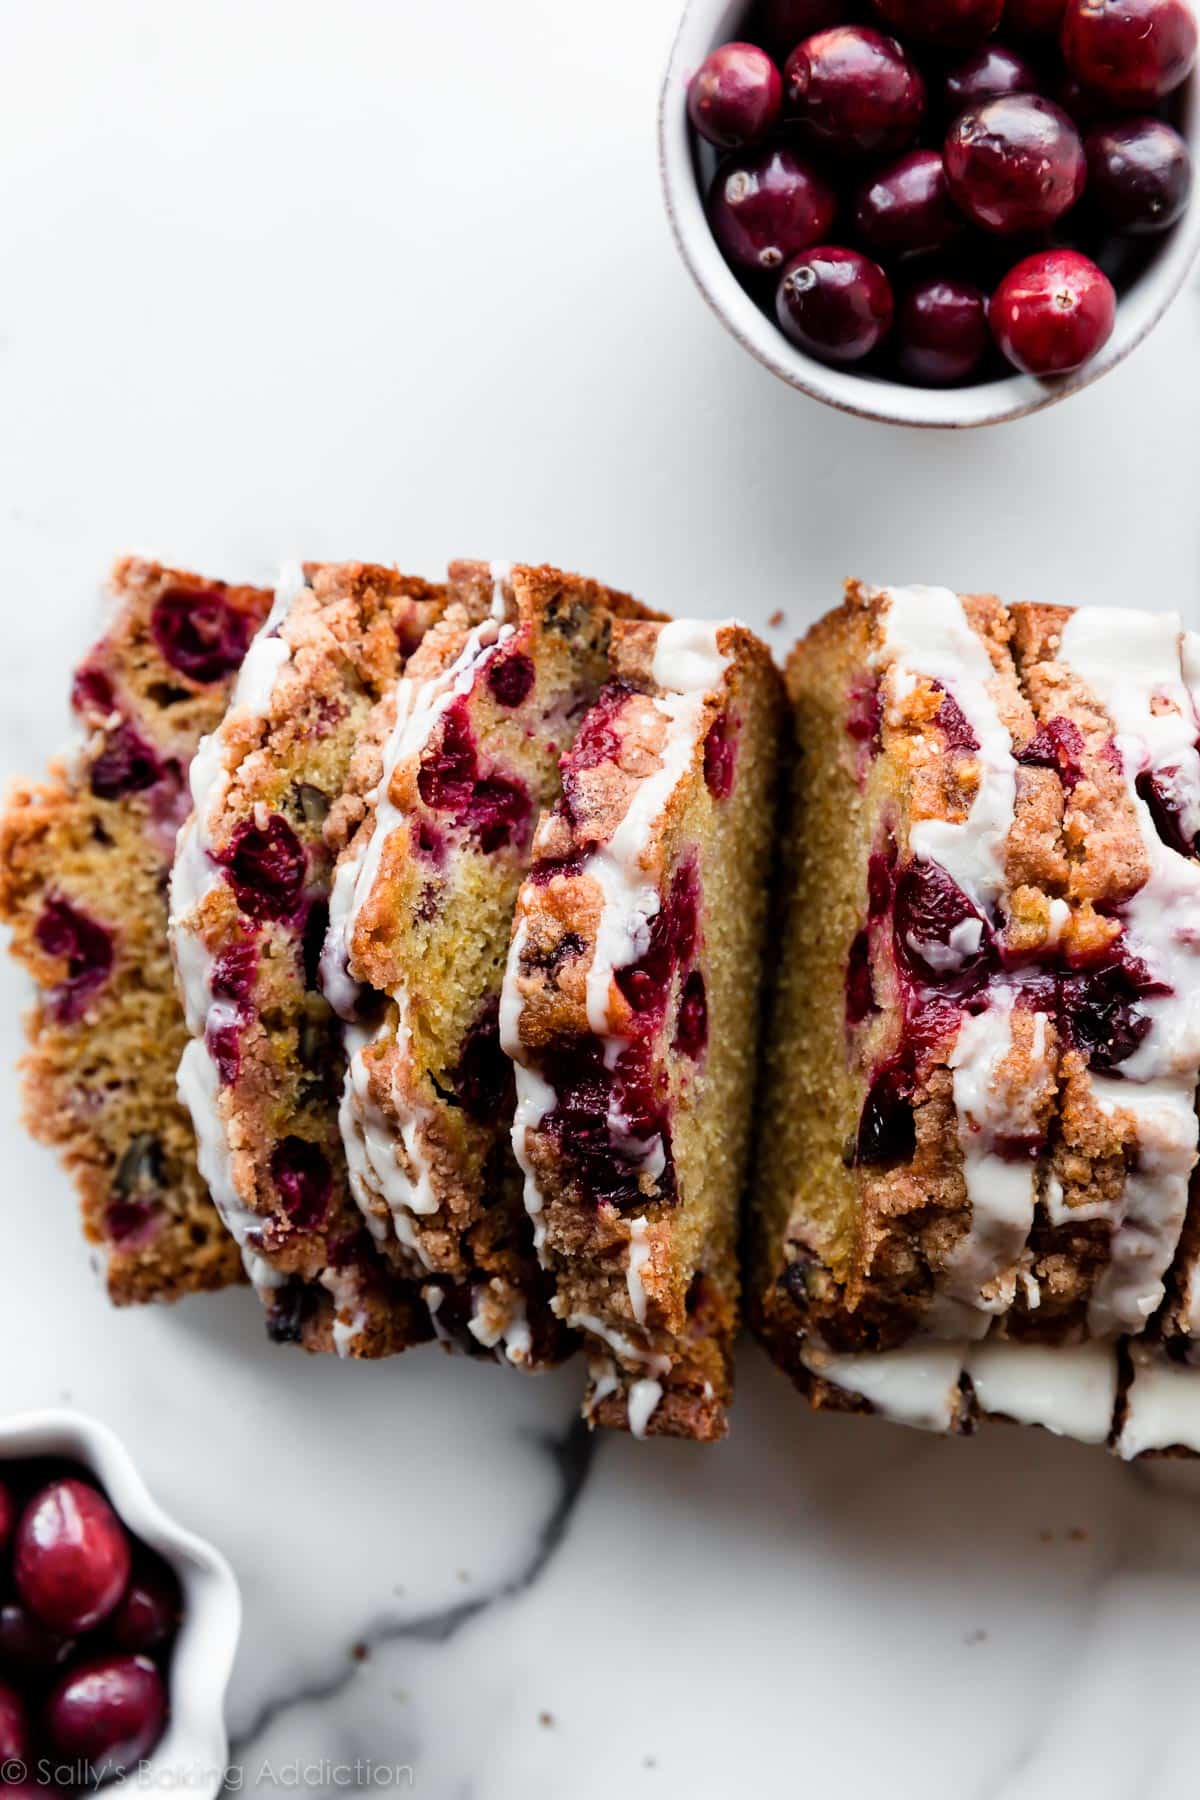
660 0 1200 427
0 1411 240 1800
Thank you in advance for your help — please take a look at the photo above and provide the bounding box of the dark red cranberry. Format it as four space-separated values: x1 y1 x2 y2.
945 94 1086 233
786 28 926 158
151 588 252 684
777 246 894 363
418 703 477 812
990 249 1115 373
34 898 114 1022
897 275 990 384
856 1064 916 1164
206 1017 242 1085
868 848 895 916
708 144 837 272
486 651 536 708
0 1601 74 1684
703 712 737 800
45 1654 166 1776
1062 0 1197 105
1006 0 1068 36
0 1683 29 1762
1060 960 1161 1068
452 999 514 1121
222 814 306 920
935 687 982 752
872 0 1004 46
1017 715 1087 786
90 721 164 799
854 149 963 260
894 859 989 979
845 928 876 1026
270 1137 332 1229
846 680 883 748
107 1559 181 1655
71 663 116 719
211 939 258 1004
673 971 709 1059
14 1479 131 1636
615 864 700 1019
943 45 1040 113
758 0 849 56
466 775 531 854
688 42 783 148
104 1198 160 1246
1137 769 1199 855
1086 117 1193 233
0 1480 14 1556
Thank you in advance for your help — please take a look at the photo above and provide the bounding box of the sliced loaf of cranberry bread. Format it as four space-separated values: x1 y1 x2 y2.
0 557 272 1303
322 561 652 1367
502 617 785 1439
169 562 444 1356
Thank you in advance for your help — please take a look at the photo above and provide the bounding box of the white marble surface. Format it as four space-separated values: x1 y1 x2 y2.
2 1 1200 1795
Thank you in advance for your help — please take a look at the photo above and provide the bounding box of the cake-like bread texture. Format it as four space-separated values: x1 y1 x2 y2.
322 560 654 1369
169 561 444 1357
0 556 273 1303
502 616 785 1439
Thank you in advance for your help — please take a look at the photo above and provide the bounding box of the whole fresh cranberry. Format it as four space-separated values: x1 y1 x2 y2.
989 248 1116 373
1006 0 1068 34
854 149 964 258
107 1559 182 1655
0 1683 29 1762
945 94 1086 232
897 275 990 383
943 44 1040 113
776 246 895 362
688 42 783 148
872 0 1004 47
486 651 536 708
0 1600 75 1682
1086 117 1193 232
0 1479 14 1555
151 588 252 684
14 1479 132 1636
45 1654 166 1778
785 27 926 158
708 144 837 271
758 0 849 55
1062 0 1197 106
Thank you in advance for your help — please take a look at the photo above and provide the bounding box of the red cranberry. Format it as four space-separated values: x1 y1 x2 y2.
785 27 926 159
418 703 477 811
1017 715 1086 786
0 1683 29 1762
0 1599 74 1684
34 898 114 1024
776 246 895 363
897 275 990 384
90 721 164 800
14 1479 131 1636
845 928 876 1026
872 0 1004 47
45 1654 166 1777
1086 117 1193 232
486 651 536 708
1062 0 1197 106
945 94 1086 232
71 663 116 720
894 859 989 978
758 0 849 55
688 42 782 148
151 588 252 684
211 939 259 1004
451 999 513 1121
854 149 963 259
1006 0 1068 35
856 1064 916 1164
104 1197 160 1246
0 1479 14 1556
708 144 837 272
270 1137 332 1229
989 248 1115 373
222 814 306 919
943 44 1040 113
673 970 709 1059
703 713 737 800
107 1559 182 1655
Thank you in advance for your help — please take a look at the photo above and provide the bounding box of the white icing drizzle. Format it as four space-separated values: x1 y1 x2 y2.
626 1215 652 1327
330 612 513 1249
1054 608 1200 1332
499 920 555 1252
467 1285 533 1367
1117 1346 1200 1458
627 1380 664 1439
802 1339 965 1434
874 585 1016 916
929 996 1047 1336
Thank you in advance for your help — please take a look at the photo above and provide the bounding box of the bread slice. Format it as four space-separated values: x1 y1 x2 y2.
503 617 784 1439
323 561 651 1367
0 556 272 1302
169 561 444 1356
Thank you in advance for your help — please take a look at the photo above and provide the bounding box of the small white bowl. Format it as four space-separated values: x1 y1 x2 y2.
0 1411 240 1800
660 0 1200 427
